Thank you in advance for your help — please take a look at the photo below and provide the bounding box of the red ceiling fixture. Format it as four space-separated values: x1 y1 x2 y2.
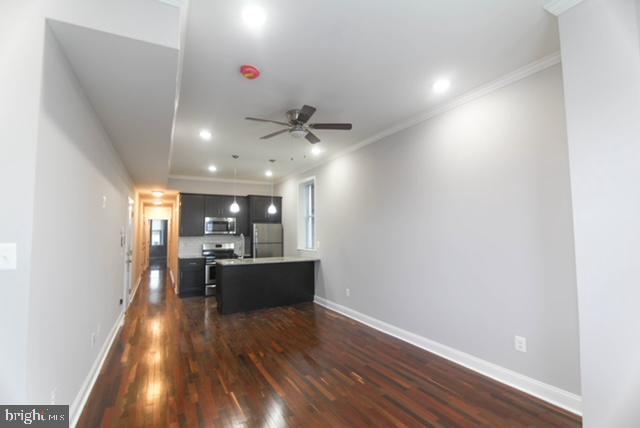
240 64 260 80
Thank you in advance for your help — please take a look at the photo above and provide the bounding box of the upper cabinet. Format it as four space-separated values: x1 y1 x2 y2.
248 195 282 224
205 195 233 218
180 193 250 236
179 194 205 236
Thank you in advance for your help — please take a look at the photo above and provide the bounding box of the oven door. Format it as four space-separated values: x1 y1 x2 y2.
205 263 216 296
205 263 216 285
204 217 237 235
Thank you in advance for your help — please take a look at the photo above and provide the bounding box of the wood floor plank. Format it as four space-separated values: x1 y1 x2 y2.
77 267 581 428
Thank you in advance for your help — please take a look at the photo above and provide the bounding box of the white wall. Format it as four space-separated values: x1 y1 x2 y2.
278 65 581 398
168 177 271 196
25 26 134 413
0 0 46 403
0 0 180 405
558 0 640 426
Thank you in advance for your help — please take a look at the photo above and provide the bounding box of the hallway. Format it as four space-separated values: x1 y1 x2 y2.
77 268 579 427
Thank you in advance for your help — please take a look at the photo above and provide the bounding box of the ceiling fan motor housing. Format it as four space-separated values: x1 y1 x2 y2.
287 109 302 124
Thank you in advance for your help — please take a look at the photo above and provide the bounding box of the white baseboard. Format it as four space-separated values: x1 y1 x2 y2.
129 274 143 305
314 296 582 416
70 310 125 427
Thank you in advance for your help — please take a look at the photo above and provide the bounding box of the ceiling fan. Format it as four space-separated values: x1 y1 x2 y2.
245 105 352 144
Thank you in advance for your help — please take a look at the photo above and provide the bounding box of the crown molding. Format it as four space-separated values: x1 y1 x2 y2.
277 51 561 184
168 174 270 186
544 0 585 16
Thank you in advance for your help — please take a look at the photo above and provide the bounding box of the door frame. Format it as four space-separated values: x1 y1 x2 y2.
123 197 135 311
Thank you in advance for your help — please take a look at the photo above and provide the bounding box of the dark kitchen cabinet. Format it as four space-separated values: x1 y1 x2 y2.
179 194 205 236
205 195 232 218
179 258 205 297
248 195 282 224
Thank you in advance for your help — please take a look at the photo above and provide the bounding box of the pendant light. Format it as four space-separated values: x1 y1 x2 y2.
267 159 277 215
230 155 240 213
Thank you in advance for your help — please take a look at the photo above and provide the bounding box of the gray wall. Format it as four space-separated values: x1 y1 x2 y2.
25 27 134 409
559 0 640 425
278 65 581 395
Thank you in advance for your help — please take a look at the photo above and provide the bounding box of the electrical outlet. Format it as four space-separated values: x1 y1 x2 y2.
102 195 107 208
91 332 96 348
345 288 351 297
515 336 527 353
50 388 57 405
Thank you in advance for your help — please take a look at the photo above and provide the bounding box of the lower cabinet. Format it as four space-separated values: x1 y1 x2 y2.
179 258 205 297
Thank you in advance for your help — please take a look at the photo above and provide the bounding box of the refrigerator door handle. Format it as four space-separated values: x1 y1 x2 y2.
253 225 258 258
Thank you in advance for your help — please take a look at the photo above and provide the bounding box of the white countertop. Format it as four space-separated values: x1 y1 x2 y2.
217 256 320 266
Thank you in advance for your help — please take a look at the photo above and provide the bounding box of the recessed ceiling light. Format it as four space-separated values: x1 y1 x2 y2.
208 165 217 172
311 146 323 156
152 191 164 197
153 200 162 206
242 4 266 30
433 78 451 94
199 129 212 140
265 170 273 177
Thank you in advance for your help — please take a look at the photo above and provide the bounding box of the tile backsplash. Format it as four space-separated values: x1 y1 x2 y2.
179 235 250 258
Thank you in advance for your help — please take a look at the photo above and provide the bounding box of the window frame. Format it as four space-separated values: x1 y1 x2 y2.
297 176 317 251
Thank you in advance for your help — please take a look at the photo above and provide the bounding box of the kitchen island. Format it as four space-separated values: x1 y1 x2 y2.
216 257 319 314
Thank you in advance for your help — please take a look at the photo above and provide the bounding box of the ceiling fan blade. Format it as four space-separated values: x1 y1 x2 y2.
245 117 290 126
260 128 289 139
309 123 353 130
305 131 321 144
297 105 317 123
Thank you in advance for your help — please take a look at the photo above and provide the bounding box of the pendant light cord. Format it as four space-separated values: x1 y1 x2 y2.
233 166 238 203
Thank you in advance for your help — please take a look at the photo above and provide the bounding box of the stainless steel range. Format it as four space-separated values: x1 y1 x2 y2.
202 243 237 296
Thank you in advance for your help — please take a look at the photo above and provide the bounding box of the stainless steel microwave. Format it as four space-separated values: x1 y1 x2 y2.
204 217 236 235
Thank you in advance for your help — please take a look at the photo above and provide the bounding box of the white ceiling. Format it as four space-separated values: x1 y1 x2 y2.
170 0 559 182
49 20 179 187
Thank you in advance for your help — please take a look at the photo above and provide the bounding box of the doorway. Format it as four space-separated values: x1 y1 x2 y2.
149 219 168 267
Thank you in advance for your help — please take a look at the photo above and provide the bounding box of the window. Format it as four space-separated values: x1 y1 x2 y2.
151 220 165 246
298 178 316 250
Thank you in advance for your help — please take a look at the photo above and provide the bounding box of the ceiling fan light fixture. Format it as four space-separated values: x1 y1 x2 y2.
289 128 308 139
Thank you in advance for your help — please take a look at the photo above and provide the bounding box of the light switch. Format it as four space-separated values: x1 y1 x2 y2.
0 243 17 270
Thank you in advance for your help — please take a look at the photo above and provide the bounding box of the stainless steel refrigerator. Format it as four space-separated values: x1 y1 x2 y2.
253 223 283 258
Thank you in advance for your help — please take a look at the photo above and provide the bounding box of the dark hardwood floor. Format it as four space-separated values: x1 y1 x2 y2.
78 267 581 427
